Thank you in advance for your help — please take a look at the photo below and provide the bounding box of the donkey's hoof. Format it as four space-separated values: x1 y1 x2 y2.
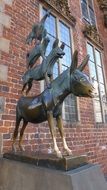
12 144 17 153
22 91 26 97
56 151 63 158
19 145 25 152
65 149 72 156
67 151 72 156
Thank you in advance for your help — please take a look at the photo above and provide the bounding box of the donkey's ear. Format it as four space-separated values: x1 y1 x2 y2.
52 38 59 49
78 55 90 71
70 50 78 74
60 42 65 50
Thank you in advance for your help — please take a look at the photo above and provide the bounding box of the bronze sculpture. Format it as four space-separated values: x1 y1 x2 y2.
26 36 50 69
12 10 95 158
12 51 94 158
26 10 50 44
22 39 65 95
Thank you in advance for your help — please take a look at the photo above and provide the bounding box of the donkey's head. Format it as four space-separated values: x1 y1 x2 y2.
70 51 95 98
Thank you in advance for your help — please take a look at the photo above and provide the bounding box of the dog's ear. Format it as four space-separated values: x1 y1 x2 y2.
60 42 65 50
52 38 59 49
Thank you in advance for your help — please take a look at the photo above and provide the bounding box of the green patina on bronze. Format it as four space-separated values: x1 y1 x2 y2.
12 51 94 158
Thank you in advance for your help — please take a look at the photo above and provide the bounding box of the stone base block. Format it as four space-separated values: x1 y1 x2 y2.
3 151 87 171
0 158 107 190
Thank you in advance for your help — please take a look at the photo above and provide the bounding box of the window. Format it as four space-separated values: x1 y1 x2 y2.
81 0 96 25
42 8 78 122
87 43 107 123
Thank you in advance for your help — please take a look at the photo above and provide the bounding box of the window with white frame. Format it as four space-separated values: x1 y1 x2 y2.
81 0 96 25
42 8 78 122
87 43 107 123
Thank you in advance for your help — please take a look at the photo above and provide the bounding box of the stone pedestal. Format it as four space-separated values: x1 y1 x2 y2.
0 155 107 190
3 151 87 171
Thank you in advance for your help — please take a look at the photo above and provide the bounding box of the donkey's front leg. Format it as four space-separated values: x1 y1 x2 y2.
47 111 62 158
56 115 72 156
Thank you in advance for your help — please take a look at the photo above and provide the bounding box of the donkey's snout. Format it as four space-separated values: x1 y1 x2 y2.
88 86 96 98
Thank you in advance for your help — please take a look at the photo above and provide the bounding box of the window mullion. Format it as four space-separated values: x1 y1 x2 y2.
97 53 107 123
57 18 62 75
94 47 104 122
57 18 65 118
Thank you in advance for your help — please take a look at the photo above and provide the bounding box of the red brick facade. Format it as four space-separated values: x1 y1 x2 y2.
0 0 107 174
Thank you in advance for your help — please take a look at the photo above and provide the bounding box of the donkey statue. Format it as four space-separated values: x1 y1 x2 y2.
26 10 50 44
22 39 65 95
12 51 94 158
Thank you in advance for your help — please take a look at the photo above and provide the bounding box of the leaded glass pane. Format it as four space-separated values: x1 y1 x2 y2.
99 84 106 100
95 50 101 66
87 43 107 123
59 21 77 122
88 61 97 80
81 0 96 25
104 102 107 123
43 9 56 37
89 8 96 25
63 94 77 122
97 66 104 84
45 35 56 56
60 22 70 46
87 44 94 62
81 0 89 21
93 80 100 100
61 45 71 69
100 85 107 123
94 100 102 123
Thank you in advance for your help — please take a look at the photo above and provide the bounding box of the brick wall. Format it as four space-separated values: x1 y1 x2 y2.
0 0 107 174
